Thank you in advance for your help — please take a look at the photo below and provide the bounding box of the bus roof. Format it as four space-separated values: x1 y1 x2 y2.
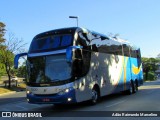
34 27 78 38
33 27 139 50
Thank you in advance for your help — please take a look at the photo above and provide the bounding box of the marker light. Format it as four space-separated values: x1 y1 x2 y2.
68 98 72 102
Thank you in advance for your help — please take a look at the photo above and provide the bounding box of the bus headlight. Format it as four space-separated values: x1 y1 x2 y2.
58 87 72 95
64 88 70 93
26 90 30 94
26 89 34 95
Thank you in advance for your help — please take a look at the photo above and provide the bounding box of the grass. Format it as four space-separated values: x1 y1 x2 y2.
0 87 13 94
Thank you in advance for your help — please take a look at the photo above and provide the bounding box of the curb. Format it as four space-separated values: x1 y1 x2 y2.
0 91 17 97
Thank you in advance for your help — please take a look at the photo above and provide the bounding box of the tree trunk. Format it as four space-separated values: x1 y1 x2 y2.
8 74 11 88
145 71 148 80
5 63 11 88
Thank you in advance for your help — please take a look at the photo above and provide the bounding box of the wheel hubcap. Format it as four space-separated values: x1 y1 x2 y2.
92 90 98 103
134 83 137 92
130 83 133 93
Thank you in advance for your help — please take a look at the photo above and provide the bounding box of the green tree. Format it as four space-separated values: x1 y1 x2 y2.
0 32 26 88
142 57 160 80
0 22 6 44
0 50 14 85
0 63 6 77
17 61 27 78
0 22 6 78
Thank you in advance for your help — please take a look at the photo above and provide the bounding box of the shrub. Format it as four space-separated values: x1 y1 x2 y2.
144 71 156 81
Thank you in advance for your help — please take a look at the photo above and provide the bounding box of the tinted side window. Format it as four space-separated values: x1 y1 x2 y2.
91 33 123 55
130 48 137 58
122 44 130 57
109 45 123 55
73 31 91 77
136 49 142 67
97 44 123 56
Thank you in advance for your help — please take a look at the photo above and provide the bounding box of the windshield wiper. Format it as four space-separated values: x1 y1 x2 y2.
52 79 60 82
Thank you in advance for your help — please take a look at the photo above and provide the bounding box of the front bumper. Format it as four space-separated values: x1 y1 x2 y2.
27 89 76 104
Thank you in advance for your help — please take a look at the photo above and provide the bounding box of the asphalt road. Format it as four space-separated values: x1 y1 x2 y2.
0 79 160 120
0 91 26 105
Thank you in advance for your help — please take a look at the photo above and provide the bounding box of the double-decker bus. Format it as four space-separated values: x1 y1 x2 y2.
14 27 143 105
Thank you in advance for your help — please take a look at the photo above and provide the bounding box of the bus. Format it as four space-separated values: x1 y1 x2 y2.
14 27 143 105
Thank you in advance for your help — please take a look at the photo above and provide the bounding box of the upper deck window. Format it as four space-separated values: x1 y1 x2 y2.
61 34 72 46
29 34 73 53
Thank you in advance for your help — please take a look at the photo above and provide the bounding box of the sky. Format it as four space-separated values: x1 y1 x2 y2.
0 0 160 58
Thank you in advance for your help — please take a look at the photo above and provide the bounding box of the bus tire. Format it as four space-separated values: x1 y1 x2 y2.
133 81 136 93
126 80 134 95
90 86 100 105
134 80 138 92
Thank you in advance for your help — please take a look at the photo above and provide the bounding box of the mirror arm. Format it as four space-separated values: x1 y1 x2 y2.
14 53 28 69
66 46 83 62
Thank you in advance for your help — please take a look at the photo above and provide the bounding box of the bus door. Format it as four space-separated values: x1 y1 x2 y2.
73 31 92 102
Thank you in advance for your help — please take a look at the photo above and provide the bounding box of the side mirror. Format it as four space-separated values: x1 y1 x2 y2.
66 46 83 62
14 53 28 69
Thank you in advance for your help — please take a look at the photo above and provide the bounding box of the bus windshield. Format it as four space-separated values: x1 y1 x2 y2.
29 34 73 53
27 54 72 85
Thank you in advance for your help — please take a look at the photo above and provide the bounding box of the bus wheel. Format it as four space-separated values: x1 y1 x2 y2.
133 81 137 93
91 87 99 105
134 80 138 92
126 80 134 95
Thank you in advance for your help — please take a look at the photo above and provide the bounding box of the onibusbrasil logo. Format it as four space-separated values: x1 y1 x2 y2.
1 112 42 118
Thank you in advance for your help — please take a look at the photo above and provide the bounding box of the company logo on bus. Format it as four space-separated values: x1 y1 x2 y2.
44 89 47 92
31 88 38 91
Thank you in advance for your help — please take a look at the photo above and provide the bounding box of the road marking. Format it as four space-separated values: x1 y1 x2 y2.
2 108 10 111
28 103 42 107
105 100 126 108
15 105 27 110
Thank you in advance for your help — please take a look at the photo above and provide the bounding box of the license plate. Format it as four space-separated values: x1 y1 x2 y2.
42 98 50 102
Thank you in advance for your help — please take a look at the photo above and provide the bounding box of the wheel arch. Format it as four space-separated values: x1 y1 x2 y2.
92 84 101 97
